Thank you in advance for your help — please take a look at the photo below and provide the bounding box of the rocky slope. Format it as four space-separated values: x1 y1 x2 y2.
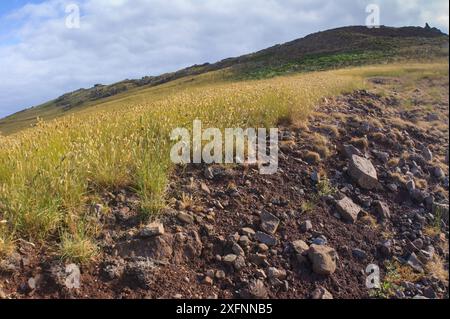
0 74 448 300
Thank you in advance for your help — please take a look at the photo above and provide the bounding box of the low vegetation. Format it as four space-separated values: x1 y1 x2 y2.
0 61 447 263
0 67 366 259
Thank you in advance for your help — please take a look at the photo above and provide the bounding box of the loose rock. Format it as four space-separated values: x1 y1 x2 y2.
255 231 278 246
336 197 361 223
348 155 379 190
307 244 337 276
311 287 333 299
260 211 280 234
139 222 165 237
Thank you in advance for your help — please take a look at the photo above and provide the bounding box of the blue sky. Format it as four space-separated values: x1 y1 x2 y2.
0 0 43 14
0 0 43 42
0 0 448 119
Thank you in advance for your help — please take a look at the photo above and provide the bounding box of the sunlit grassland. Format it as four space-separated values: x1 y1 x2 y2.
0 62 447 261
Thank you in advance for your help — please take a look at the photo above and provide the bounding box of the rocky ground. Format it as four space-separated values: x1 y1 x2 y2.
1 75 448 299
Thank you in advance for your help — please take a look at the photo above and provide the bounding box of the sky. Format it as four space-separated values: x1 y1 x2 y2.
0 0 448 118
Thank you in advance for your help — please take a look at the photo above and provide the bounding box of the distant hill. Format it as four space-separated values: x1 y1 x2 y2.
1 25 448 135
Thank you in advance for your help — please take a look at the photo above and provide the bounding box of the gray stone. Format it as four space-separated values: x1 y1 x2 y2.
312 236 328 246
255 231 278 246
215 270 226 279
223 254 238 264
177 212 194 224
241 227 256 237
426 113 439 121
348 155 378 190
336 197 361 223
406 180 416 192
433 167 445 179
300 220 313 232
234 256 246 271
239 235 251 246
311 287 333 299
49 263 82 290
374 201 391 221
352 248 367 261
139 222 165 237
387 183 398 192
372 150 389 163
421 147 433 162
124 259 157 289
260 211 280 234
232 243 245 256
343 144 363 158
249 254 267 266
267 267 287 280
27 277 37 291
311 171 321 184
410 189 427 203
407 253 424 273
244 279 268 299
378 240 392 257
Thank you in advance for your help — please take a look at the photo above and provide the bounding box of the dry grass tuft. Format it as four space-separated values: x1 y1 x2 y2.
350 136 369 150
301 150 321 164
318 124 340 138
387 157 400 167
390 172 407 185
360 214 379 229
426 255 449 284
414 178 428 190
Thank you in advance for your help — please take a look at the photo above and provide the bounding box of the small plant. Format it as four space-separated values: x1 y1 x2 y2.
179 192 194 210
370 261 422 299
301 200 316 213
59 230 98 264
369 261 402 299
317 177 337 197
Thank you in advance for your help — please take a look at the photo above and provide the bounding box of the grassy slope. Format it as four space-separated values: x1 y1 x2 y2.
1 26 448 135
0 62 448 261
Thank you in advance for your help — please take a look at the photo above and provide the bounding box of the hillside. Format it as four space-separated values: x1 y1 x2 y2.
0 23 449 300
0 25 448 135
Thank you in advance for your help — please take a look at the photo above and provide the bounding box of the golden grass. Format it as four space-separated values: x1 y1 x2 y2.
360 214 379 230
350 136 369 150
301 150 321 164
387 158 400 167
0 62 447 258
426 255 449 284
423 226 442 238
414 178 428 190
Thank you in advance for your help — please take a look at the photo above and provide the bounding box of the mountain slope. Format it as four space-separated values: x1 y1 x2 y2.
0 25 448 135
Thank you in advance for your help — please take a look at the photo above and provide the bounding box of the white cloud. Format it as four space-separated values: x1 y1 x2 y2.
0 0 448 117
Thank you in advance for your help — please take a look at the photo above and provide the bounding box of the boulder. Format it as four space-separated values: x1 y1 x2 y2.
307 244 337 276
348 155 378 190
336 197 361 223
